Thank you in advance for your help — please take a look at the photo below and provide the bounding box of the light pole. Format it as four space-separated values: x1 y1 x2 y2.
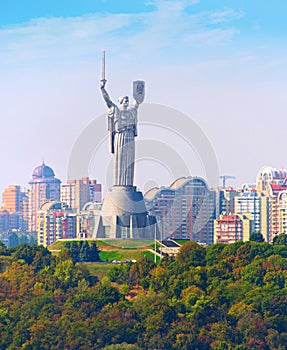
160 219 163 260
154 222 157 263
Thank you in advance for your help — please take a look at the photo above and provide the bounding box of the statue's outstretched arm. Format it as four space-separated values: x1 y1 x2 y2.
100 79 114 108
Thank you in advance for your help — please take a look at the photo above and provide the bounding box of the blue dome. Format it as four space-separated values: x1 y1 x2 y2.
32 163 55 179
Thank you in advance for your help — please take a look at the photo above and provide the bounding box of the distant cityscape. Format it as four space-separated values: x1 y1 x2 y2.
0 162 286 247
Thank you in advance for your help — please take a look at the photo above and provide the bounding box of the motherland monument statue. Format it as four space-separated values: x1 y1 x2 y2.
96 51 158 240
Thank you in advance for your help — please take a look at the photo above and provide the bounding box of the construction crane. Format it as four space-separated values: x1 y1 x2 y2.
220 175 236 189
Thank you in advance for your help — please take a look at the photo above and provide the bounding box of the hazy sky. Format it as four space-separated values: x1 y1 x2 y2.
1 0 287 196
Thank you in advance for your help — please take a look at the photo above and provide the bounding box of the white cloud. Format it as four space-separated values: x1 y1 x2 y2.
183 28 239 46
208 8 245 24
0 2 245 68
0 13 141 65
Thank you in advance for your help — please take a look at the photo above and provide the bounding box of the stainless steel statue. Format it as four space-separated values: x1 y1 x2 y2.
96 51 157 240
100 52 145 186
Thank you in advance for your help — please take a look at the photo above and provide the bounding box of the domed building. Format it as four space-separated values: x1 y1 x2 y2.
28 162 61 232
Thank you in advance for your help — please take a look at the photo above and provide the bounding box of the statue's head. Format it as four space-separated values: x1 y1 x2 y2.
118 96 129 109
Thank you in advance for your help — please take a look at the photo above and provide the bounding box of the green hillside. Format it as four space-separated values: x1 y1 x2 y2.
3 239 287 348
48 239 159 264
49 239 155 251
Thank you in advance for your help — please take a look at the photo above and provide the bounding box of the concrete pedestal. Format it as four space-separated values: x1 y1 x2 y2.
96 186 158 239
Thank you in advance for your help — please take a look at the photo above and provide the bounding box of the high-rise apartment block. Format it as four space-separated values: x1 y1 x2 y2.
234 191 269 241
256 166 287 243
278 191 287 235
1 185 28 231
0 210 9 232
28 163 61 232
215 187 239 217
214 214 252 244
145 176 216 245
2 185 21 213
61 177 102 211
37 201 77 247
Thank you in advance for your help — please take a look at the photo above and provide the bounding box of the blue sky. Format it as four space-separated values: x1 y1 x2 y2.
0 0 287 195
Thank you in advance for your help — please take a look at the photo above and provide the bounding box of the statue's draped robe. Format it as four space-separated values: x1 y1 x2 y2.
108 104 138 186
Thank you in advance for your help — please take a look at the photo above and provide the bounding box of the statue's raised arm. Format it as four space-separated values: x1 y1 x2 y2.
100 79 114 109
100 79 115 154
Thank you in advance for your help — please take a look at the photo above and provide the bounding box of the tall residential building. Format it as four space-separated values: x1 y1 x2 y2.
145 176 216 245
256 166 287 242
234 191 269 241
215 187 240 218
61 183 76 209
21 193 29 231
1 185 28 231
0 210 9 232
37 201 77 247
214 214 252 244
2 185 21 213
61 177 102 211
28 163 61 232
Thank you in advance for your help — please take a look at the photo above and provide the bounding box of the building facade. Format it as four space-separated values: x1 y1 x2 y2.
28 163 61 232
61 177 102 211
214 214 252 244
234 191 269 241
145 176 216 245
37 201 77 247
1 185 28 232
0 210 9 232
256 166 287 243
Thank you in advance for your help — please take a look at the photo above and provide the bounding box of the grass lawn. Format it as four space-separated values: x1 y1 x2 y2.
97 239 155 250
99 250 147 262
84 251 160 279
84 262 115 279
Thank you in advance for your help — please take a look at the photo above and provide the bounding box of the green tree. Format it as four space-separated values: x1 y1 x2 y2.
273 233 287 246
70 241 80 260
54 259 91 288
181 285 204 311
176 241 206 267
13 244 53 271
0 240 6 250
96 277 121 307
89 241 100 262
129 256 155 286
205 243 226 266
79 241 90 261
108 265 130 284
265 328 287 349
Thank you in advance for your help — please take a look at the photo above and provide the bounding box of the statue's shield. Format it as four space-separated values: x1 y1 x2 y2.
133 80 145 104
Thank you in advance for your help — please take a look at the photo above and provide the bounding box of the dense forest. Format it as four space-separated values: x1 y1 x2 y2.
1 238 287 349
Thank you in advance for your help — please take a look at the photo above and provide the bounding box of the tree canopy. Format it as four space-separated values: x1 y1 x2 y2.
1 239 287 349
